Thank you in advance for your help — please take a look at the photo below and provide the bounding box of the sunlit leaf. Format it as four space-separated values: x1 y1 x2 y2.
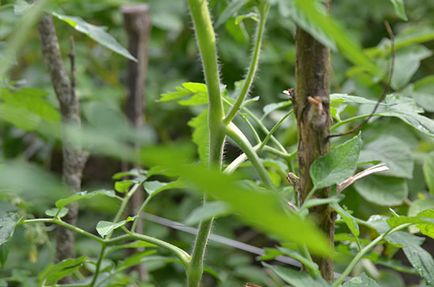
96 218 133 238
160 82 208 106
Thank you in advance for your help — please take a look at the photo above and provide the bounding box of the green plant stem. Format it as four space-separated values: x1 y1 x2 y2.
225 123 274 188
187 0 225 286
127 230 191 266
224 2 270 124
91 182 141 286
331 113 381 131
332 223 411 287
131 195 152 232
23 218 104 244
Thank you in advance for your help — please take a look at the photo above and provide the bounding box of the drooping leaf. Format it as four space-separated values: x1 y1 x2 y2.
188 109 209 164
96 218 133 238
264 263 330 287
342 273 381 287
423 152 434 195
389 0 408 21
0 213 19 246
178 165 331 255
310 134 362 190
403 245 434 286
38 256 87 284
52 12 136 61
354 175 408 206
185 201 231 225
359 136 413 178
55 190 118 210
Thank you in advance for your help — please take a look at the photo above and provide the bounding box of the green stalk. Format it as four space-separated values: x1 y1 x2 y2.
224 2 270 124
332 223 411 287
187 0 225 286
225 123 274 188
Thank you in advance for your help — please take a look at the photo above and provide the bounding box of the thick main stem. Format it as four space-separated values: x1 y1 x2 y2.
187 0 225 286
294 1 334 281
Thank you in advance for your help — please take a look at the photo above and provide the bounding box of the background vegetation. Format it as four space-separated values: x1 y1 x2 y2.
0 0 434 286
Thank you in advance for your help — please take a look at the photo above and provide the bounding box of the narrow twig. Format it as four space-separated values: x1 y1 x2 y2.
328 21 395 139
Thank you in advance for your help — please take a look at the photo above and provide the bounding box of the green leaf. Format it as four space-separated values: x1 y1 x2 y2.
423 152 434 195
143 180 183 197
377 94 434 137
215 0 247 28
38 256 86 284
51 12 136 61
310 134 362 189
342 273 381 287
331 203 359 237
389 0 408 21
264 263 330 287
413 76 434 112
114 180 133 193
45 208 69 218
354 175 408 206
188 109 209 164
0 213 19 246
391 46 432 89
403 244 434 286
388 209 434 239
286 0 379 74
117 250 157 272
359 136 413 178
185 201 231 225
96 218 133 238
55 190 117 209
178 165 331 255
160 82 208 106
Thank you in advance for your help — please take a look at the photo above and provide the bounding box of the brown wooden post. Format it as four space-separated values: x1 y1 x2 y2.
293 1 335 281
121 4 151 281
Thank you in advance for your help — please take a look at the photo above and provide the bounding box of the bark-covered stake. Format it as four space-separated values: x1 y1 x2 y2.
293 1 335 281
121 4 151 281
38 15 88 266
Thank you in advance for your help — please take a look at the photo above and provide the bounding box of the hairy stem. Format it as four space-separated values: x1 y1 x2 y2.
187 0 225 286
224 2 270 124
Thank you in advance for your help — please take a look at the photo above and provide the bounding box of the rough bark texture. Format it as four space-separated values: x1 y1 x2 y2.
122 4 151 281
294 2 335 281
39 15 87 267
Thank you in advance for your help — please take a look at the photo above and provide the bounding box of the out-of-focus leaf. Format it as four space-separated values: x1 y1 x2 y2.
284 0 379 74
117 250 157 271
160 82 208 106
0 213 19 246
389 0 407 21
391 46 431 89
310 134 362 190
215 0 247 28
45 208 68 218
178 165 331 255
423 152 434 195
52 12 136 61
264 263 329 287
342 273 381 287
96 218 133 238
354 175 408 206
55 190 118 210
359 136 413 178
114 180 134 193
188 109 209 164
39 257 86 284
413 76 434 112
185 201 231 225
